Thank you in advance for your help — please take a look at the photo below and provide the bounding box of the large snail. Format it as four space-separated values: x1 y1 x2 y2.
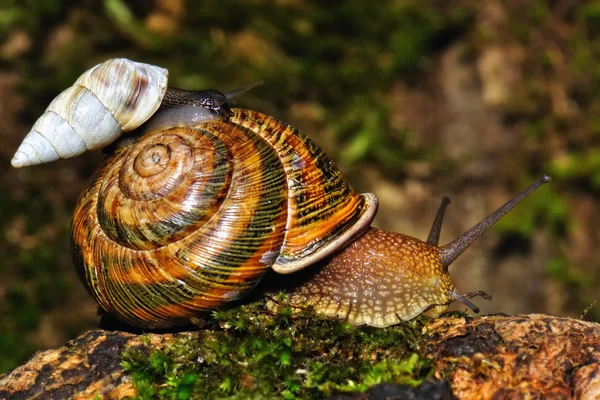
12 58 550 329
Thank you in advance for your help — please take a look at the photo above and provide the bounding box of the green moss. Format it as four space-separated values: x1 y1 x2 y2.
121 298 433 399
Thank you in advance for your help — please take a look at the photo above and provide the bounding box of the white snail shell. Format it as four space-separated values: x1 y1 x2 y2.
11 58 168 168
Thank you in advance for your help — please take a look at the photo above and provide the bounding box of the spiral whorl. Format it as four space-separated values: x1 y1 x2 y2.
98 130 231 250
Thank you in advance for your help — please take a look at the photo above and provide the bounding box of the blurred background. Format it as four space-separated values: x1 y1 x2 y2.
1 0 599 373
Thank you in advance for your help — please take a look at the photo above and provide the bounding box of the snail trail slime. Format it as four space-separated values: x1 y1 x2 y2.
11 58 550 329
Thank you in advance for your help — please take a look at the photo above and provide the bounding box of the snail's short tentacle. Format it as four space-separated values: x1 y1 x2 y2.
454 293 481 313
416 290 491 318
431 289 492 314
427 196 451 246
456 290 493 313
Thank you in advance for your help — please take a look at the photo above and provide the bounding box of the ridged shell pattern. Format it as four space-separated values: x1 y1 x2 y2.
72 109 375 328
11 59 168 168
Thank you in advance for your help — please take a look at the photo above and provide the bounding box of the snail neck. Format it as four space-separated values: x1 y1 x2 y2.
161 81 263 114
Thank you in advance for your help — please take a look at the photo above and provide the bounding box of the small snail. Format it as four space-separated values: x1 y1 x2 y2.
11 59 259 168
12 58 551 329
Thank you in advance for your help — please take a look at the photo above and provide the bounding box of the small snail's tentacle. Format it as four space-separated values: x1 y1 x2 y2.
223 80 264 100
426 196 451 246
440 175 551 269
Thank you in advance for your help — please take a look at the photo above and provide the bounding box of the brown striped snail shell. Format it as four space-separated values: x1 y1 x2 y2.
13 60 551 329
71 108 381 328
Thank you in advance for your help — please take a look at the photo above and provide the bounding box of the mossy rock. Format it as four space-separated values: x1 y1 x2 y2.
119 298 435 399
2 297 600 399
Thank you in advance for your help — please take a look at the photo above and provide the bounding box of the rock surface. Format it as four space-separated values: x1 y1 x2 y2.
427 314 600 399
1 314 599 399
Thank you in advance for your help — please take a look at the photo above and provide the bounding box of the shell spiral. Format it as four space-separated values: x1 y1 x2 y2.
72 108 377 328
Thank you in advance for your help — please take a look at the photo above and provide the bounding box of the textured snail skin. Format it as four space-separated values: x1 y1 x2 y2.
72 108 376 328
267 227 457 328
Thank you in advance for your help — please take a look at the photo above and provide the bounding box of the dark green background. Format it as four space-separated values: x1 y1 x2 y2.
1 0 599 373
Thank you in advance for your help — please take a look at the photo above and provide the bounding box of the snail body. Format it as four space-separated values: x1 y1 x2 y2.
13 59 550 329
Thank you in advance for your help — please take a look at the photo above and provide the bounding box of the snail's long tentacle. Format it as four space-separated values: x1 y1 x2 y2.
440 175 551 269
